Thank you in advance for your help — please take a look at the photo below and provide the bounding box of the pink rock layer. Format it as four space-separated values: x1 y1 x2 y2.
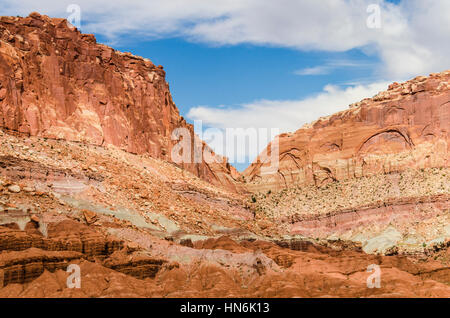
288 194 449 237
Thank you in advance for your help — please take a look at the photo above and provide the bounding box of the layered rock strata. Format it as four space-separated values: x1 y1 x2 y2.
0 13 241 191
244 71 449 192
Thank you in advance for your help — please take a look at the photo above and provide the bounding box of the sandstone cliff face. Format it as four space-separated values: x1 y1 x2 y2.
0 13 241 191
244 71 450 192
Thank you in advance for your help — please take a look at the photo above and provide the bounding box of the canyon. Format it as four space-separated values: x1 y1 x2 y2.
0 13 448 298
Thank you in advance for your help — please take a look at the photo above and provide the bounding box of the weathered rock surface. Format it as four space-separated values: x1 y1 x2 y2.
0 235 448 297
0 221 123 257
0 13 241 191
0 108 449 297
102 249 167 279
0 248 82 286
0 12 449 299
244 71 450 192
244 71 450 257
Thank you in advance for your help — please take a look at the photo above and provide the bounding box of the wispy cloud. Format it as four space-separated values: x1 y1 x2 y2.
294 66 331 76
294 59 376 76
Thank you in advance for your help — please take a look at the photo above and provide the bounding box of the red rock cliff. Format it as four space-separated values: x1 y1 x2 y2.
244 71 450 192
0 13 241 191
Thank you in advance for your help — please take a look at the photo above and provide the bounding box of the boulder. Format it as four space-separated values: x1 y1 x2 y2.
83 210 98 225
7 185 21 193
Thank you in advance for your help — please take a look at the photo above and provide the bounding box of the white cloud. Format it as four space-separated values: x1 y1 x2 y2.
1 0 448 78
377 0 450 78
187 81 390 162
294 59 376 76
294 66 331 76
188 82 389 132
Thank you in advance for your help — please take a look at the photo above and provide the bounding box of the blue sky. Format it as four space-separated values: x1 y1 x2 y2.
119 38 380 117
115 37 383 171
104 36 382 170
2 0 449 170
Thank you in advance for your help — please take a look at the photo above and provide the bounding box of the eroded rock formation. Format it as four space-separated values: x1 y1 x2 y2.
244 71 450 192
0 13 449 298
0 13 241 191
244 71 450 254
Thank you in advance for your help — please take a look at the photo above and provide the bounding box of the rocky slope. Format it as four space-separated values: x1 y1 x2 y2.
0 13 241 191
0 118 448 298
244 70 450 256
0 13 448 298
244 71 449 191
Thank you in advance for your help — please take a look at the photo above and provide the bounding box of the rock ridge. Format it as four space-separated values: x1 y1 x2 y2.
0 13 242 192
